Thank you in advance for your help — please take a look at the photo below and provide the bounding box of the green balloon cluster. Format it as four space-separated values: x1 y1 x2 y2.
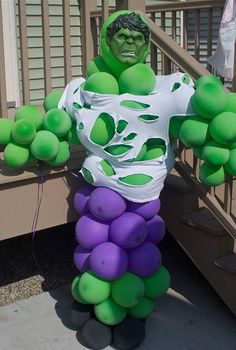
84 63 156 96
119 63 156 95
173 76 236 186
71 266 170 325
84 72 119 95
0 118 14 145
0 92 80 168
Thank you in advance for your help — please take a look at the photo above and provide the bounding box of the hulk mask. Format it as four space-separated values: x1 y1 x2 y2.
100 11 150 77
109 28 147 65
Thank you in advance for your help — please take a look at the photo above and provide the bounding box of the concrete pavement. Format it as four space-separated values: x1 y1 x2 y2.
1 244 236 350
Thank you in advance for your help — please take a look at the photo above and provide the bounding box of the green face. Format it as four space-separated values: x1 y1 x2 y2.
109 28 148 65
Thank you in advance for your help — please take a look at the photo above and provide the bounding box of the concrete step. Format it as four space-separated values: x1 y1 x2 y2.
163 172 201 215
215 253 236 274
181 207 226 237
160 183 236 316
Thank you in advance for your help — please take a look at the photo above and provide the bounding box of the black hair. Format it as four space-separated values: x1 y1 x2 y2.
106 12 150 43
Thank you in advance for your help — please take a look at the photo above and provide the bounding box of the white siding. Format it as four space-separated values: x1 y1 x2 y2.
14 1 226 105
15 0 82 104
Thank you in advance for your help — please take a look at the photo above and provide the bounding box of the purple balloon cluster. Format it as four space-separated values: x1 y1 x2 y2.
73 185 166 281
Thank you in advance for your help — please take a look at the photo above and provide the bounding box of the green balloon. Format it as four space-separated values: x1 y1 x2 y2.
100 159 116 176
194 75 222 90
84 72 119 95
11 119 36 145
67 122 81 145
119 63 156 95
202 140 230 166
225 92 236 113
179 116 210 147
71 275 88 304
169 116 188 139
47 141 70 166
105 144 132 156
111 272 145 308
27 152 37 165
15 104 43 130
142 145 165 161
30 130 59 161
192 82 226 119
199 162 225 186
0 118 14 145
143 266 170 299
119 173 152 186
193 146 204 160
43 91 62 112
224 148 236 176
94 298 127 326
90 113 115 146
4 143 29 168
210 112 236 145
135 144 147 161
128 297 155 319
79 271 111 304
44 108 72 138
82 167 94 184
86 56 113 78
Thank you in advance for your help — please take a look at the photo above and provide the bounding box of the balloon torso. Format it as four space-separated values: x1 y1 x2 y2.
59 72 195 202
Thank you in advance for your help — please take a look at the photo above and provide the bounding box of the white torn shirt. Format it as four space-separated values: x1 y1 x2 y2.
59 72 195 202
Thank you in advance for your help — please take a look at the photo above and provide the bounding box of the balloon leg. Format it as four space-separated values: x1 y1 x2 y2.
71 185 170 349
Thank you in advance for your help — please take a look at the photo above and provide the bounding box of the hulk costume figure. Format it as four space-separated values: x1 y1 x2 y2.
58 11 195 202
57 12 236 349
58 11 195 349
1 9 236 350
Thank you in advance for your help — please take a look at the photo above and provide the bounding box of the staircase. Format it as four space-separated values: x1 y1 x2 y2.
138 1 236 316
160 170 236 316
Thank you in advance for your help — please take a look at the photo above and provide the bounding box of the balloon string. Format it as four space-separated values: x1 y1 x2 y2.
70 170 82 179
31 167 81 268
31 163 44 268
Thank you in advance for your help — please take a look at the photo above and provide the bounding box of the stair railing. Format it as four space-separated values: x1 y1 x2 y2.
144 14 236 239
87 0 236 238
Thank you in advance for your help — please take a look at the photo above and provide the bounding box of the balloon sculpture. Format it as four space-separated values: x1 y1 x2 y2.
1 9 236 350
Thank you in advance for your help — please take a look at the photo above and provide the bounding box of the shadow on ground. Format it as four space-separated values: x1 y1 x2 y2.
47 232 236 350
0 222 78 305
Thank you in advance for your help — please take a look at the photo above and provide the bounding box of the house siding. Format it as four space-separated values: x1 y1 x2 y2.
14 1 224 105
15 0 82 104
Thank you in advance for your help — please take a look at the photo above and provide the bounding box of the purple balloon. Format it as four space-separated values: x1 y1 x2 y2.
109 212 148 249
88 187 126 221
74 184 94 215
90 242 128 280
128 241 161 277
73 245 91 273
146 215 166 245
126 198 161 221
75 213 109 250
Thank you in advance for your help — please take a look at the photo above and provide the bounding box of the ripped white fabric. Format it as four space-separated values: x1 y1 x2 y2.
58 72 195 202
